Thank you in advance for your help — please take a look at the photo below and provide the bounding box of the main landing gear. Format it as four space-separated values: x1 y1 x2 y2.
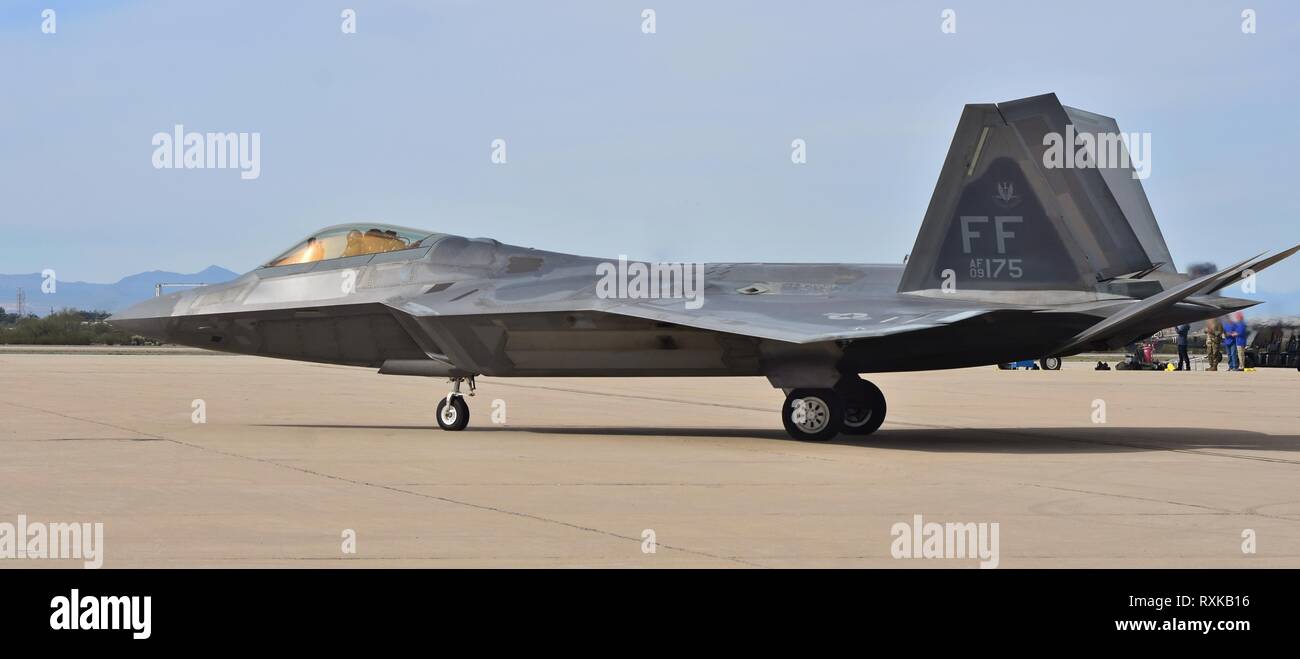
436 376 475 431
781 376 886 442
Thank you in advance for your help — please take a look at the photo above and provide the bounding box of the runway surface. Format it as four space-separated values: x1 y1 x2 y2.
2 352 1297 567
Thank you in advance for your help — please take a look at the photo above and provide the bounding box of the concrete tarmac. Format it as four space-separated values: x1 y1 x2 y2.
1 352 1297 568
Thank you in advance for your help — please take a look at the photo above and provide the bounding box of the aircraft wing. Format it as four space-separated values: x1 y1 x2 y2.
597 296 997 344
392 275 1003 344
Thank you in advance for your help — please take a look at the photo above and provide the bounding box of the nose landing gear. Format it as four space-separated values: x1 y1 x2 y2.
436 376 475 431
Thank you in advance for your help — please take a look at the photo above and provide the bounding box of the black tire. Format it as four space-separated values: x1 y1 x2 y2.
436 395 470 431
839 379 886 436
1040 356 1062 371
781 389 843 441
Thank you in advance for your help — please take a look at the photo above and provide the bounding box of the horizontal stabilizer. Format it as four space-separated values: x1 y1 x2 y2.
1051 251 1280 355
1195 243 1300 295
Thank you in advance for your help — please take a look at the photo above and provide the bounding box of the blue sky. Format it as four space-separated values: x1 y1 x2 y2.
1 1 1297 310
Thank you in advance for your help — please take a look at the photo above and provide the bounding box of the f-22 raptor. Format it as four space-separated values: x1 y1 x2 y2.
112 94 1298 440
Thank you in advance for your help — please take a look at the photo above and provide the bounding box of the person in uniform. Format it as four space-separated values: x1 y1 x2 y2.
1205 317 1224 371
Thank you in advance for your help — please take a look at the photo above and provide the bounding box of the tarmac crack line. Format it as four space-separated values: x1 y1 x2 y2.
1009 429 1300 465
0 397 766 568
1018 482 1300 524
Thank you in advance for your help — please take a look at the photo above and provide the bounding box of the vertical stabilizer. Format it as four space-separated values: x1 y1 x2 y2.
900 93 1169 293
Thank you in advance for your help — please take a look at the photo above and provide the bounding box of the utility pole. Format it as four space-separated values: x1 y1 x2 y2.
16 288 25 317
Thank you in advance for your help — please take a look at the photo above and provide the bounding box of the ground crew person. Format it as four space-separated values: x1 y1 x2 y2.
1223 316 1241 370
1205 318 1224 371
1231 311 1249 370
1175 323 1191 370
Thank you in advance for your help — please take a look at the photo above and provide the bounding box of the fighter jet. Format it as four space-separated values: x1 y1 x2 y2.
112 93 1298 440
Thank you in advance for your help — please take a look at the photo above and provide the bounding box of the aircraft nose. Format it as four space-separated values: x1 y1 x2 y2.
108 296 176 340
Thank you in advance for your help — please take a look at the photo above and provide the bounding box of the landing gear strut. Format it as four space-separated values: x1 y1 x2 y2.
436 376 475 431
780 375 887 441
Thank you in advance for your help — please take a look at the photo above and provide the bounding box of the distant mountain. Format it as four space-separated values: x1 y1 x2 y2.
0 266 239 316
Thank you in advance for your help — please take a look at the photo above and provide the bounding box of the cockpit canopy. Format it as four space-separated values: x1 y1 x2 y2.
264 223 439 267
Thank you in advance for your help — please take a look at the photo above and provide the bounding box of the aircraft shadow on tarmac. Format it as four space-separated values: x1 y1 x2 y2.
254 424 1300 455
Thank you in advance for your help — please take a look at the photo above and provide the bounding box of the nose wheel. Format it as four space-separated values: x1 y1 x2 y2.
436 376 475 431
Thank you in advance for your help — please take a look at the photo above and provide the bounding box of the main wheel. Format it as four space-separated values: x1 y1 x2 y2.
436 395 470 431
838 379 886 436
1040 356 1062 371
781 389 843 441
